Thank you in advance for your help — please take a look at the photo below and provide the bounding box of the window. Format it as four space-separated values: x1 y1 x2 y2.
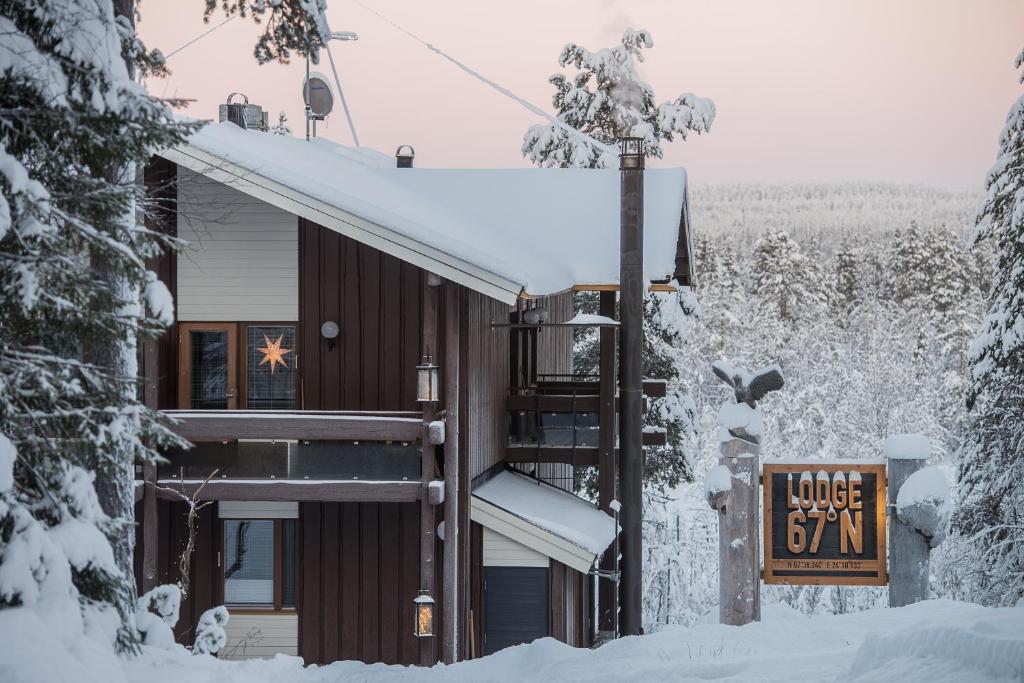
179 323 238 409
222 519 296 610
178 323 296 410
245 325 297 409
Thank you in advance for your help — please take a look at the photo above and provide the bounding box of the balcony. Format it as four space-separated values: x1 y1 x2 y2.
505 376 667 466
149 409 427 502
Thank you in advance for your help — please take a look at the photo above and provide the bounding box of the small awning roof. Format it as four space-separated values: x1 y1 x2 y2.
160 122 693 305
471 470 617 573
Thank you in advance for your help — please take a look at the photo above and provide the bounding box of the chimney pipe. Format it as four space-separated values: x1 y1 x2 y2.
618 137 645 637
396 145 416 168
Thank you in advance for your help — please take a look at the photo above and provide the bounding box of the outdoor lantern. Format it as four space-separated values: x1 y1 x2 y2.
416 354 439 403
413 590 435 638
320 320 340 350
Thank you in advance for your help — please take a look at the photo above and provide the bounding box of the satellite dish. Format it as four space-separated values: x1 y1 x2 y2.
302 71 334 119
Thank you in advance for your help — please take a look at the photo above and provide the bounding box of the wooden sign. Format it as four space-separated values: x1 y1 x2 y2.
763 463 887 585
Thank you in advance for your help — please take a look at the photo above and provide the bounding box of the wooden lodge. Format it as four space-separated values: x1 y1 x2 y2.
134 118 694 664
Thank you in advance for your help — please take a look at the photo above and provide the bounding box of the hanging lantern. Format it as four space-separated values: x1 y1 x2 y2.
416 355 439 403
413 590 435 638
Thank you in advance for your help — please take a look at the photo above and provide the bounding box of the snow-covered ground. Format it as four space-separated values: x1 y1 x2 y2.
4 600 1020 683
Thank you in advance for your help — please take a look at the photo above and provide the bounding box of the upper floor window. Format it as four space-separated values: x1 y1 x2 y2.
246 325 296 410
179 323 297 410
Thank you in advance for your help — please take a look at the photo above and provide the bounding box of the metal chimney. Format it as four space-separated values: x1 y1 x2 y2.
219 92 269 131
396 145 416 168
618 137 644 637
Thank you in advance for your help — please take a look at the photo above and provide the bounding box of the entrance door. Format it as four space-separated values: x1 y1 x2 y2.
178 322 239 409
483 566 549 655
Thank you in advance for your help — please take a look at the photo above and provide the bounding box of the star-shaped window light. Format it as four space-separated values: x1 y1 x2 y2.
257 334 291 374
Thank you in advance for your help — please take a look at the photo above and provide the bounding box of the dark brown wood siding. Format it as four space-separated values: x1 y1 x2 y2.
144 157 178 410
463 289 511 482
547 560 591 647
134 500 220 645
298 501 440 665
535 291 573 376
298 219 424 411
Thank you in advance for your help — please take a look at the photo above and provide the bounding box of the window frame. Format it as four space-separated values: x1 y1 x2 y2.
177 322 299 410
239 322 300 411
178 322 239 410
219 517 297 613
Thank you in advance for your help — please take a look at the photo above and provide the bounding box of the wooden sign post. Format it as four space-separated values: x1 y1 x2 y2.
762 463 887 586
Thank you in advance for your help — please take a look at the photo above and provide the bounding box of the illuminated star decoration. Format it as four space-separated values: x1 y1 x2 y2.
257 335 291 374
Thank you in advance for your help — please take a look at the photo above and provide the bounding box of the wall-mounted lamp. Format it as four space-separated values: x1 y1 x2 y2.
413 590 436 638
321 321 340 350
416 354 439 403
523 307 549 325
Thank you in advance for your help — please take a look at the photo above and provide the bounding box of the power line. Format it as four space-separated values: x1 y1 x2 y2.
349 0 617 158
164 15 237 60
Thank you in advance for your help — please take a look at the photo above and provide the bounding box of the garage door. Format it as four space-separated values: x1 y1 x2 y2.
483 566 549 655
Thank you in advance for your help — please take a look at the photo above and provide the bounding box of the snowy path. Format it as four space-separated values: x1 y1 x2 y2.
116 600 1024 683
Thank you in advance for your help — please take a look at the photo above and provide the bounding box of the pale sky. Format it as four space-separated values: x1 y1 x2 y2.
138 0 1023 187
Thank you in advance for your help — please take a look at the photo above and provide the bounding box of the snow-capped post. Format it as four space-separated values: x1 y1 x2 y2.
709 362 784 626
886 434 949 608
619 137 645 636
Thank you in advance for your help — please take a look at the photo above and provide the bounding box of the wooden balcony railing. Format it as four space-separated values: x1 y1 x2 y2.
505 378 668 466
162 409 423 443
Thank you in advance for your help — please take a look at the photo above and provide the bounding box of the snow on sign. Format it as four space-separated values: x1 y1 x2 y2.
763 463 887 585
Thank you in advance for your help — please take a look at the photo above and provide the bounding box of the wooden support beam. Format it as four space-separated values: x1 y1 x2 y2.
420 274 439 666
152 480 421 502
162 411 423 443
641 379 667 398
505 437 664 467
506 395 647 413
442 283 461 664
571 283 677 293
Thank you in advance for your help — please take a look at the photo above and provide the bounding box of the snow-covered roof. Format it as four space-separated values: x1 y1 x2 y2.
471 469 616 573
160 122 692 304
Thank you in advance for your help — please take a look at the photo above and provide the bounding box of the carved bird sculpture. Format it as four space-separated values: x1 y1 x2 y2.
711 360 785 408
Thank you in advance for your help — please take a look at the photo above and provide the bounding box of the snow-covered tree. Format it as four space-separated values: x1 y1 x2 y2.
204 0 329 65
831 242 861 311
0 0 329 657
522 28 715 168
272 110 292 135
0 0 196 653
751 229 833 322
953 48 1024 606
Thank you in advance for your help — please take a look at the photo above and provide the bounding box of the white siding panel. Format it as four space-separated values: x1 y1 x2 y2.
177 168 297 321
483 527 548 567
221 612 298 660
218 501 299 519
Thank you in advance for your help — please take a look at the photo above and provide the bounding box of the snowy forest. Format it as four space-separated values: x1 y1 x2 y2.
635 182 991 627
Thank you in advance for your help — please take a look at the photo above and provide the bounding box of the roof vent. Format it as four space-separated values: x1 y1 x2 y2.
219 92 269 132
396 145 415 168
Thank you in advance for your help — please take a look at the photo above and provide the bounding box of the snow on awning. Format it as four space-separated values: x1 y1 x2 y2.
471 470 617 574
160 123 691 304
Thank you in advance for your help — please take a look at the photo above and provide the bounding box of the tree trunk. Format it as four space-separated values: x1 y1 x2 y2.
93 0 140 592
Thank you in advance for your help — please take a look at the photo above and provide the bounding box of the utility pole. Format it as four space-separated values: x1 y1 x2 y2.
618 138 645 636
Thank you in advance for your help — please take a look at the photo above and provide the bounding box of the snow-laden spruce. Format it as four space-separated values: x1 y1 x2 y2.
522 28 715 169
0 0 332 659
952 46 1024 607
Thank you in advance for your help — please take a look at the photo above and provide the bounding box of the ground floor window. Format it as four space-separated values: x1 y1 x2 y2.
223 518 296 610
